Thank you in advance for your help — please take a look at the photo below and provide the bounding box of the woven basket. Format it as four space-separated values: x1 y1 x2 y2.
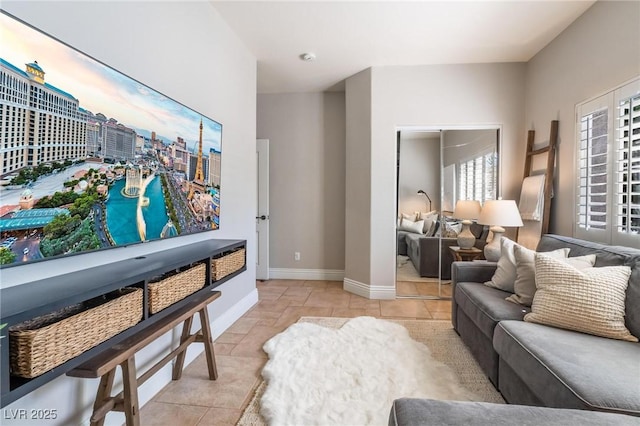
9 287 143 378
148 263 206 314
212 248 245 281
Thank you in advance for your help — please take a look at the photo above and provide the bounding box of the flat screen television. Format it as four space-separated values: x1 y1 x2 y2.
0 11 222 267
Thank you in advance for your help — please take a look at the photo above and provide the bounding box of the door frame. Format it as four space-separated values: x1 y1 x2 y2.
256 139 270 280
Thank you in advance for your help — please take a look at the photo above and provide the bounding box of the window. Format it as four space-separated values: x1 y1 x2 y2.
457 151 497 204
575 78 640 246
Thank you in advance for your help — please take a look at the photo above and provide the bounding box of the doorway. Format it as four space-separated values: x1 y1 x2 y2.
256 139 269 280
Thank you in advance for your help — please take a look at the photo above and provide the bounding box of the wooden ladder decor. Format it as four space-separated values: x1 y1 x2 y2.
517 120 558 243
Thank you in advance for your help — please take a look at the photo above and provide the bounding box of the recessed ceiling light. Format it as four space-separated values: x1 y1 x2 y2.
300 53 316 62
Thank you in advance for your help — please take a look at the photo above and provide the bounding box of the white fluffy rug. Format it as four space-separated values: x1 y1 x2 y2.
258 316 479 426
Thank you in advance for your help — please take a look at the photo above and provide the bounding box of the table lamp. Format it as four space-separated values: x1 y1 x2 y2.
478 199 523 262
453 200 482 249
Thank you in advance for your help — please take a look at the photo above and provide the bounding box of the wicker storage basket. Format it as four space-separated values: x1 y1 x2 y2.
9 287 143 378
211 248 245 281
148 263 206 314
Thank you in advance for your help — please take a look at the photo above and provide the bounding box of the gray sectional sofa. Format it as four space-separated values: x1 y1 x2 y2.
451 234 640 417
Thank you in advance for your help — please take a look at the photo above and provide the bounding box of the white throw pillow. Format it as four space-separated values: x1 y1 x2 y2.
484 238 518 292
398 219 424 234
524 254 637 342
505 245 573 306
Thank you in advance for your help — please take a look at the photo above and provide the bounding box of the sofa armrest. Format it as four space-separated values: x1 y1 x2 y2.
451 261 497 331
452 261 497 284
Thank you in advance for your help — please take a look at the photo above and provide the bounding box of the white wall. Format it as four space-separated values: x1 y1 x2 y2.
1 2 257 424
256 93 345 277
525 0 640 237
397 134 440 215
345 63 526 294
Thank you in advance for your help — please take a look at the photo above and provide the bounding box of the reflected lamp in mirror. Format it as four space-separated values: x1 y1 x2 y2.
478 200 524 262
453 200 482 249
417 190 432 212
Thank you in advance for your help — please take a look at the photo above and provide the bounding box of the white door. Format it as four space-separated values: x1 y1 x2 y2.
256 139 270 280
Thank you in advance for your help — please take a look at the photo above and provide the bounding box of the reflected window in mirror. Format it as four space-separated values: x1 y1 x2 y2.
458 150 498 203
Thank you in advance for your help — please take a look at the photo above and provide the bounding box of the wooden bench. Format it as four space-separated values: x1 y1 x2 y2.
67 290 221 426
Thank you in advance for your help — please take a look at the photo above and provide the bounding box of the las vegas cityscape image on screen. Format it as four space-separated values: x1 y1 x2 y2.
0 13 222 265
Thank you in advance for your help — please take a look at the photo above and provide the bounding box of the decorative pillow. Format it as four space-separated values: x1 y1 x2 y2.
398 219 424 234
419 211 438 236
524 254 637 342
505 245 571 306
484 237 518 292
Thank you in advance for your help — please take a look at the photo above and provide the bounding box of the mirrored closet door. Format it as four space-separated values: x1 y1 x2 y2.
396 127 500 299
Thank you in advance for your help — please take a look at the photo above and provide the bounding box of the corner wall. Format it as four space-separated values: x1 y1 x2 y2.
344 69 373 293
256 93 345 279
1 2 257 424
524 0 640 237
344 63 526 295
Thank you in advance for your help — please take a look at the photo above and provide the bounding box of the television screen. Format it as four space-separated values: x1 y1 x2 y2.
0 11 222 266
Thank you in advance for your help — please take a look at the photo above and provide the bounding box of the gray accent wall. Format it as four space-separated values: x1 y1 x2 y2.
257 93 346 270
524 0 640 237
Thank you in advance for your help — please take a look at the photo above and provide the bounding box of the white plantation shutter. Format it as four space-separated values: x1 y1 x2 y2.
615 92 640 243
575 78 640 247
577 105 609 231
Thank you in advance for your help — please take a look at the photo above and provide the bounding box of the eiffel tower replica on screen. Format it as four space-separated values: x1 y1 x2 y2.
188 118 206 199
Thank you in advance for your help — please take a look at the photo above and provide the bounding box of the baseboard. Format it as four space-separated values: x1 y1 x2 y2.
343 278 396 300
269 268 345 281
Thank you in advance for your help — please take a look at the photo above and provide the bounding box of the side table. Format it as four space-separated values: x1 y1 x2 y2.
449 246 483 262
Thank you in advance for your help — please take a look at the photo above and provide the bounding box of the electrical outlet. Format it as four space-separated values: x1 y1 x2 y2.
294 252 301 261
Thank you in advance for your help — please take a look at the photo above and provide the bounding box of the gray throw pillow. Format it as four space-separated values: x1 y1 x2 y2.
505 245 570 306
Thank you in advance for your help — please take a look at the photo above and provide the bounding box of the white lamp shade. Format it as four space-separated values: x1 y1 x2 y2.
453 200 482 220
478 200 524 227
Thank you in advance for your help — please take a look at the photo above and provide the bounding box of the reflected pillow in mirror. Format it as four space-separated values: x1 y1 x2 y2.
398 219 425 234
419 211 438 236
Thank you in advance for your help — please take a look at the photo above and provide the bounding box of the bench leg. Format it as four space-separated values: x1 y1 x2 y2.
198 306 218 380
90 368 116 426
121 357 140 426
172 316 193 380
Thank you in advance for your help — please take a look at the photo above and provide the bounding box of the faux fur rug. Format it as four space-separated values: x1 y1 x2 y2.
237 317 503 426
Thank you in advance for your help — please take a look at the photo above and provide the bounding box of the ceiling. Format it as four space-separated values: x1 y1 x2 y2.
211 1 596 94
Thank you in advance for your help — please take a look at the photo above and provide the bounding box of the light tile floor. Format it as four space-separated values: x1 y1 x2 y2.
139 279 452 425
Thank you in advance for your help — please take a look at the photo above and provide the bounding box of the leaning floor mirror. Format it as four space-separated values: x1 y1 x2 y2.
396 127 500 300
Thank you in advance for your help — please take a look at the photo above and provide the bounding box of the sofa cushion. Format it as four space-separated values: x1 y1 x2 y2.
455 282 529 341
536 235 640 339
494 320 640 416
524 254 637 342
388 398 640 426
